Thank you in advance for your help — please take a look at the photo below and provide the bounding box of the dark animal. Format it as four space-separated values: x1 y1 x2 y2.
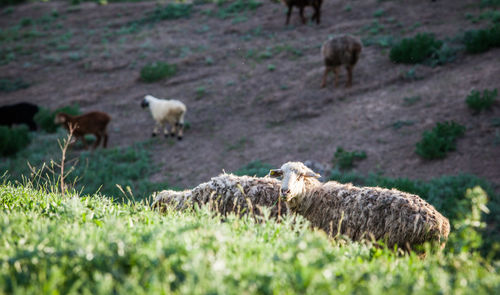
54 111 111 149
321 35 363 88
0 102 39 131
282 0 323 25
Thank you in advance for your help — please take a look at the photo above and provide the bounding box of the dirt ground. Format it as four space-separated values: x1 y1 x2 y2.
1 0 499 190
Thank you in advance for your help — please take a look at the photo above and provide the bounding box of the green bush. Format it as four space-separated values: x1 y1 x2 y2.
34 104 80 133
333 147 367 170
416 121 466 159
0 78 29 92
140 62 177 83
390 33 443 64
466 88 498 113
0 125 30 157
463 25 500 53
0 0 26 6
234 160 273 177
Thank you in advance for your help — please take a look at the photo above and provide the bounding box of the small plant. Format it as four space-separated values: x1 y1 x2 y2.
373 9 385 18
141 3 192 23
415 121 466 159
195 86 207 99
391 120 414 130
390 33 443 64
140 62 176 83
463 25 500 53
234 160 273 177
216 0 262 19
19 18 33 27
34 104 80 133
333 147 367 170
0 125 31 157
0 78 29 92
402 95 421 106
466 88 498 113
267 64 276 71
343 4 352 12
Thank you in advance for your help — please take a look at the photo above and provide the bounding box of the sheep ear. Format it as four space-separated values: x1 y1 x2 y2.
304 171 321 178
269 169 283 177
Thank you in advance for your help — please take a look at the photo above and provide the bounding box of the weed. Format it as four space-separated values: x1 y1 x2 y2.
333 147 367 170
373 9 385 18
226 137 250 151
343 4 352 12
234 160 273 177
0 78 29 92
390 33 442 64
195 86 207 99
0 125 31 157
140 62 177 83
415 121 466 159
391 120 415 130
215 0 262 19
140 3 192 24
19 18 33 27
466 88 498 113
267 64 276 71
402 95 421 106
205 56 214 65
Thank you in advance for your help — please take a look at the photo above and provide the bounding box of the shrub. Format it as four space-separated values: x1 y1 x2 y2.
463 25 500 53
466 88 498 113
0 125 30 157
333 147 367 170
234 160 273 177
140 62 177 83
0 78 29 92
0 0 27 6
390 33 442 64
415 121 466 159
34 104 80 133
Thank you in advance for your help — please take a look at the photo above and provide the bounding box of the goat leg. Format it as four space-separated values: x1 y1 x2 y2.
286 5 292 25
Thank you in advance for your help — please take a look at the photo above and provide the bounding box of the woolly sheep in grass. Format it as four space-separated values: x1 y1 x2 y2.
152 173 288 219
269 162 450 251
141 95 186 140
321 34 362 88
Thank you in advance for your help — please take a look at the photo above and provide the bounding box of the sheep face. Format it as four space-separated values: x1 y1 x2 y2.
141 98 149 108
54 113 66 124
270 162 320 201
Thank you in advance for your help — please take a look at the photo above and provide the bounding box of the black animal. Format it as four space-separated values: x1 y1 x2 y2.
282 0 323 25
0 102 39 131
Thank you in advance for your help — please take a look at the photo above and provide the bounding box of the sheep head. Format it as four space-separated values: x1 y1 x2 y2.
141 95 154 108
270 162 320 202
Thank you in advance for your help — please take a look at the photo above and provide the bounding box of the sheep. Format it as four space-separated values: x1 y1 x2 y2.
321 34 362 88
54 111 111 149
141 95 187 140
269 162 450 251
152 173 288 219
282 0 323 25
0 102 39 131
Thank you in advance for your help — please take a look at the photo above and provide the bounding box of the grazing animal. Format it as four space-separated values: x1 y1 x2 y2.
0 102 39 131
321 35 362 88
54 111 111 149
269 162 450 250
141 95 186 140
282 0 323 25
152 173 287 219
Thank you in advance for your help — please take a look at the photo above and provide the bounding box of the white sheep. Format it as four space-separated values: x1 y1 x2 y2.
270 162 450 251
152 173 288 219
141 95 187 140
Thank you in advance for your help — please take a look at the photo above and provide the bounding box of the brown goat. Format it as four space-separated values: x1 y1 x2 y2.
55 111 111 149
321 35 362 88
282 0 323 25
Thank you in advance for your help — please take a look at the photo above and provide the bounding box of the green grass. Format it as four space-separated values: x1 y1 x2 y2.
390 33 443 64
0 180 499 293
463 24 500 53
0 126 31 157
0 131 169 201
234 160 273 177
0 77 29 92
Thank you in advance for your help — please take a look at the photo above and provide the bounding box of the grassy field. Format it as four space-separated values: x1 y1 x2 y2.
0 181 499 294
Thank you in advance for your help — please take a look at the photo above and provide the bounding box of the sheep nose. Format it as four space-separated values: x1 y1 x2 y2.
280 189 290 198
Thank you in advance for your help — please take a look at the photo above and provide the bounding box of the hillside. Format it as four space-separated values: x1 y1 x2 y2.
1 0 500 190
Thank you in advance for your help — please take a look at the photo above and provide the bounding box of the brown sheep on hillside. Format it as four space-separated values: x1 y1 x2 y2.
270 162 450 251
282 0 323 25
321 35 362 88
55 111 111 149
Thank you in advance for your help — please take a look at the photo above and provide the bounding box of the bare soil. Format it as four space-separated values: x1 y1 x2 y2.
1 0 499 190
